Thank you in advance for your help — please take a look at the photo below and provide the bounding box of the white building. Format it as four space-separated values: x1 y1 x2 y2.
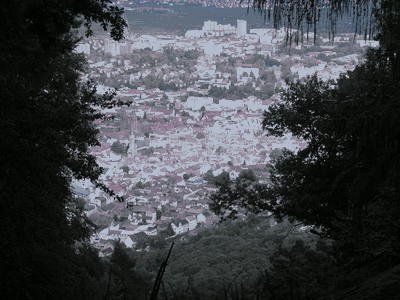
237 66 260 83
185 20 236 38
185 30 205 39
145 226 157 236
171 219 189 235
119 42 132 55
203 20 218 31
357 40 379 48
203 42 223 56
248 28 278 46
75 43 90 55
104 39 120 56
197 213 206 223
103 40 131 56
186 96 214 110
260 44 277 56
237 20 247 37
90 196 107 207
185 216 198 231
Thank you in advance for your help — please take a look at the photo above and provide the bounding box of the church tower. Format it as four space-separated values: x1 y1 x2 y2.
129 113 137 158
120 108 128 131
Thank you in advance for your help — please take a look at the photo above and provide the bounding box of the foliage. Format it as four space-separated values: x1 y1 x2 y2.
265 56 281 67
269 148 284 161
121 165 129 174
213 170 230 186
130 216 336 300
183 173 194 181
263 46 400 266
210 169 270 220
164 223 175 237
134 233 168 252
209 6 400 298
133 75 179 91
213 48 400 268
252 0 378 43
111 140 128 155
108 241 141 299
195 132 205 139
212 41 400 300
163 46 201 62
0 0 126 298
260 239 337 299
208 82 275 100
203 170 216 183
138 146 154 156
253 0 400 74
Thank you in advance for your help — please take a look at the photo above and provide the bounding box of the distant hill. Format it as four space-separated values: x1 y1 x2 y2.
124 3 355 35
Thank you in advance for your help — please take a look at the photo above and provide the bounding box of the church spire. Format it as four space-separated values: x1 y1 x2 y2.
129 113 137 157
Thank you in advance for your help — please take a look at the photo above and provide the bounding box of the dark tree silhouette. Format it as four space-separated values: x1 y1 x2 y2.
0 0 126 298
211 1 400 295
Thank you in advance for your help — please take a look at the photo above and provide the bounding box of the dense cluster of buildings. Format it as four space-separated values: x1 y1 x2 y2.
74 17 370 256
114 0 249 9
185 20 243 38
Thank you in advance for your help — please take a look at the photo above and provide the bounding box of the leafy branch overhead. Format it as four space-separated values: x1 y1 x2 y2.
249 0 379 41
249 0 400 74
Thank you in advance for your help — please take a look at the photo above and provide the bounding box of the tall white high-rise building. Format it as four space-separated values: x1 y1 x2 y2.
202 20 218 31
237 19 247 36
104 39 120 56
75 43 91 55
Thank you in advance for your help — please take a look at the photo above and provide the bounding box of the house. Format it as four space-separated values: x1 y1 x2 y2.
99 247 114 257
84 203 97 217
126 199 137 208
128 213 142 225
93 238 114 254
161 211 178 221
197 211 213 224
98 222 140 242
91 196 107 207
127 205 156 224
121 236 135 248
187 176 206 185
156 221 171 233
236 65 260 83
171 219 189 235
197 213 207 224
145 226 157 236
185 216 197 231
72 183 90 198
145 207 157 224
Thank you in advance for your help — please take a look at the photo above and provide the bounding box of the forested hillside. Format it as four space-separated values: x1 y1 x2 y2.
122 216 335 299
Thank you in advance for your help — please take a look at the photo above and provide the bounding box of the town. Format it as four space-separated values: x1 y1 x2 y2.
73 17 376 256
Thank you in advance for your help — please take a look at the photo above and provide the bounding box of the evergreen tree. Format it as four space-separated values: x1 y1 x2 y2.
109 241 138 299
